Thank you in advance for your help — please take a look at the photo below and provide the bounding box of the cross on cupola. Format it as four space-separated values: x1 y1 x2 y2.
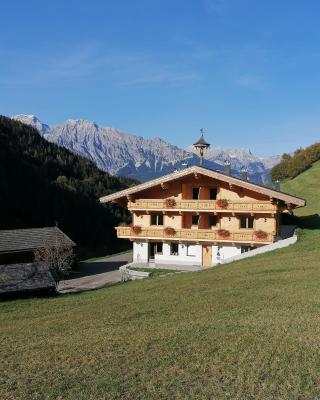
193 128 210 166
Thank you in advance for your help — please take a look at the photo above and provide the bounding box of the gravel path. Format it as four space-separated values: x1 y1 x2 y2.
58 251 132 293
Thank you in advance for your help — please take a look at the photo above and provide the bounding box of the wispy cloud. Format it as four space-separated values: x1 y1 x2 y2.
0 45 200 88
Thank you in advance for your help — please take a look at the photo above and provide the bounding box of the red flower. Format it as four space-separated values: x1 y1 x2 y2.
165 198 176 208
130 225 142 235
164 227 176 236
217 229 230 238
255 230 268 240
216 199 229 209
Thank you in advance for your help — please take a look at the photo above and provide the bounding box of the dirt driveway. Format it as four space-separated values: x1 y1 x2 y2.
58 251 132 293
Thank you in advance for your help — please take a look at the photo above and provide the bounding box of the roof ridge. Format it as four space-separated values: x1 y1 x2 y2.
99 165 305 207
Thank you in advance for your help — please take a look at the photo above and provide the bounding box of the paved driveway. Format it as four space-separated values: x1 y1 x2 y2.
58 251 132 293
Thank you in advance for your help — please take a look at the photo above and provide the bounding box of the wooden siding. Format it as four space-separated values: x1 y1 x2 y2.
128 199 277 213
116 226 275 244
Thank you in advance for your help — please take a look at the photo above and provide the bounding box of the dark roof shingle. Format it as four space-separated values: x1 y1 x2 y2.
0 227 76 254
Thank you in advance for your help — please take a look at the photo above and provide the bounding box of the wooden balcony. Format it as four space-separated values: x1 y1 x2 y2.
128 199 277 213
116 226 275 244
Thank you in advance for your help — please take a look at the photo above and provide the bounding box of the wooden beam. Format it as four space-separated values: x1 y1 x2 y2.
161 182 169 190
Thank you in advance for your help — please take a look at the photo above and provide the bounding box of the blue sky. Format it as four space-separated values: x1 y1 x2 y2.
1 0 320 156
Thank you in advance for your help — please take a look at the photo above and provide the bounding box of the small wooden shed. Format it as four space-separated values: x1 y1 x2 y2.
0 227 76 265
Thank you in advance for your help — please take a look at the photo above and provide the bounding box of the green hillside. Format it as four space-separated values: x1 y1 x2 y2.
0 116 135 256
1 164 320 399
282 159 320 216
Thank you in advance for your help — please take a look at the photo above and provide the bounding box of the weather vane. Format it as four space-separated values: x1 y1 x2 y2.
193 128 210 166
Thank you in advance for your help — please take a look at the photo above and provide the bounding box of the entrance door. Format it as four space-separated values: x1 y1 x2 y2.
202 245 212 268
149 243 155 261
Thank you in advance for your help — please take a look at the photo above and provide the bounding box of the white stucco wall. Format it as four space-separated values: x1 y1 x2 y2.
212 245 242 265
134 241 243 267
155 243 202 265
133 241 149 263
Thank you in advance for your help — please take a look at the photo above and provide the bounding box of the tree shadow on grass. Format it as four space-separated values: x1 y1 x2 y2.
299 214 320 229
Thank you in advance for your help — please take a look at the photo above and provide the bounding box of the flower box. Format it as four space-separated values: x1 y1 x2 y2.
217 229 230 239
130 225 142 235
216 199 229 209
165 198 176 208
254 230 268 240
164 227 176 236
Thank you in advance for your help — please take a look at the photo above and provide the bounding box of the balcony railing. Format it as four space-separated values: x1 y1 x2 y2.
128 199 277 213
116 226 275 244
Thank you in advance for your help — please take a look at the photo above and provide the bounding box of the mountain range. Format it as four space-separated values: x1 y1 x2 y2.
12 114 281 184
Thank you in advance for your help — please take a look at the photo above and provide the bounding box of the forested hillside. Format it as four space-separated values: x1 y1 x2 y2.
271 142 320 181
0 116 136 256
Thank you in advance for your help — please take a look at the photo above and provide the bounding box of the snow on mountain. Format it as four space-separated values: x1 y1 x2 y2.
12 114 280 183
13 114 50 135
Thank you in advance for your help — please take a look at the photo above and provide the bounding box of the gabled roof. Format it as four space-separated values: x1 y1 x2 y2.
0 227 76 254
99 165 306 207
0 262 56 294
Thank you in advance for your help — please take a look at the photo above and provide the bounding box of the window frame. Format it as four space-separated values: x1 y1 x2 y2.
209 215 218 227
170 242 179 256
192 187 200 200
191 215 200 226
209 187 217 200
150 213 164 226
239 215 254 229
155 242 163 255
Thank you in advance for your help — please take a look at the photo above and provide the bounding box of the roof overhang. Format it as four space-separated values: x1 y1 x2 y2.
99 166 306 208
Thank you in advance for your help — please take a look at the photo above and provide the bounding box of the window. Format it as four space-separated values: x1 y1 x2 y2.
210 188 217 200
192 215 199 225
241 246 256 254
241 246 251 254
187 244 196 256
170 243 179 255
151 214 163 225
209 215 217 226
155 242 163 254
192 188 200 199
240 216 254 229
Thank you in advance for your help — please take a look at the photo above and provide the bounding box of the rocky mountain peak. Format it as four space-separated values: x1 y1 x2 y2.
11 114 280 184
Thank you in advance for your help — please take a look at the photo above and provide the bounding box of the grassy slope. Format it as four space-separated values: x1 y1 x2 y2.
282 159 320 216
1 166 320 399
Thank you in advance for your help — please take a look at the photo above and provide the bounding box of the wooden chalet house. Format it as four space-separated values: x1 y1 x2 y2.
100 134 305 268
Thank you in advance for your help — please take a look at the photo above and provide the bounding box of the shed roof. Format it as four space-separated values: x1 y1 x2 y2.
0 262 56 294
99 165 306 207
0 227 76 254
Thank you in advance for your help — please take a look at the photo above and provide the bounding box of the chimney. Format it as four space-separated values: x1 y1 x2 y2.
275 179 280 191
240 166 248 181
224 159 231 175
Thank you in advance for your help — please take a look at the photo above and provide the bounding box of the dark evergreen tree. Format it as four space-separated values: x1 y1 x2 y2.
0 116 136 257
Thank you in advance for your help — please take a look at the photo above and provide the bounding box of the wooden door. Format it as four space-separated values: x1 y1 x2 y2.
202 245 212 268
